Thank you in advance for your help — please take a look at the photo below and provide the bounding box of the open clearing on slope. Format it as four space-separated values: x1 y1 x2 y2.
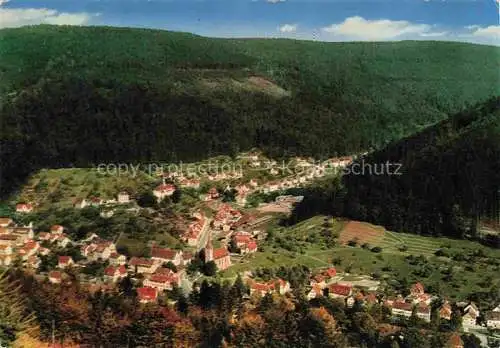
338 221 384 245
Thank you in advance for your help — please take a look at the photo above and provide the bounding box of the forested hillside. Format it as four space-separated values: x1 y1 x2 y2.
342 97 500 240
1 25 499 195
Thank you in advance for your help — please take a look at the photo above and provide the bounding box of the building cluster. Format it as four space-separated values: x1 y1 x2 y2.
182 213 208 247
231 231 258 254
0 218 49 268
213 204 243 231
73 191 131 209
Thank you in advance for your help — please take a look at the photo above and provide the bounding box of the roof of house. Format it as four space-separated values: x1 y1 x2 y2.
329 283 352 296
250 281 274 292
137 287 158 301
129 257 154 267
486 311 500 321
58 256 72 264
417 304 430 314
411 282 425 294
392 301 413 311
51 225 64 231
0 218 13 225
104 266 114 276
213 247 229 259
149 273 177 283
247 241 258 250
447 333 463 348
155 184 176 192
0 234 18 240
324 268 337 278
151 246 178 260
49 271 62 279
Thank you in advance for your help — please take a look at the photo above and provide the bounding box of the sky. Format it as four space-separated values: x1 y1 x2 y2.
0 0 499 45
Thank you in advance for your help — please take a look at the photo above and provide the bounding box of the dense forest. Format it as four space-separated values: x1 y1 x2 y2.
290 98 500 241
1 25 499 195
0 267 485 348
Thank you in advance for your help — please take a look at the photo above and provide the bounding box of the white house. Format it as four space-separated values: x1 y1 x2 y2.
117 192 130 204
153 184 176 201
486 312 500 329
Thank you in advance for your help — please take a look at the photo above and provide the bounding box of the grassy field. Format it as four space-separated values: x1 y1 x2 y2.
225 216 500 300
12 168 155 210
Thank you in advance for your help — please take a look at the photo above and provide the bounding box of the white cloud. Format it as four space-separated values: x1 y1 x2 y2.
471 25 500 38
465 25 480 30
278 24 297 33
0 0 10 6
419 31 448 37
266 0 286 3
321 16 432 40
0 8 97 28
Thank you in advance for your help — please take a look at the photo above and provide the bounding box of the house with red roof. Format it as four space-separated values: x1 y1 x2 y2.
446 333 464 348
90 197 103 207
91 241 116 261
410 282 425 296
129 257 158 274
0 218 13 228
0 245 12 256
323 267 337 279
203 187 220 201
18 241 40 260
58 256 74 269
389 301 413 318
179 178 200 189
151 245 183 266
50 225 64 235
12 225 35 242
416 304 431 322
440 301 452 321
0 234 19 246
183 215 207 247
213 204 242 230
143 272 180 292
104 265 127 282
38 232 51 241
26 255 41 269
310 274 326 289
328 283 353 299
0 251 12 267
248 278 291 297
307 284 324 300
153 184 176 201
137 287 158 304
182 252 193 265
48 271 62 284
108 252 127 266
232 232 258 254
56 234 71 248
16 203 33 213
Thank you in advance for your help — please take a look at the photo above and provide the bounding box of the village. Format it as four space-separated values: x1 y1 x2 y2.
2 151 500 346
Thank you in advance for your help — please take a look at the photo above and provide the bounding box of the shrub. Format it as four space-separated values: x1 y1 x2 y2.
347 239 358 247
434 249 449 257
